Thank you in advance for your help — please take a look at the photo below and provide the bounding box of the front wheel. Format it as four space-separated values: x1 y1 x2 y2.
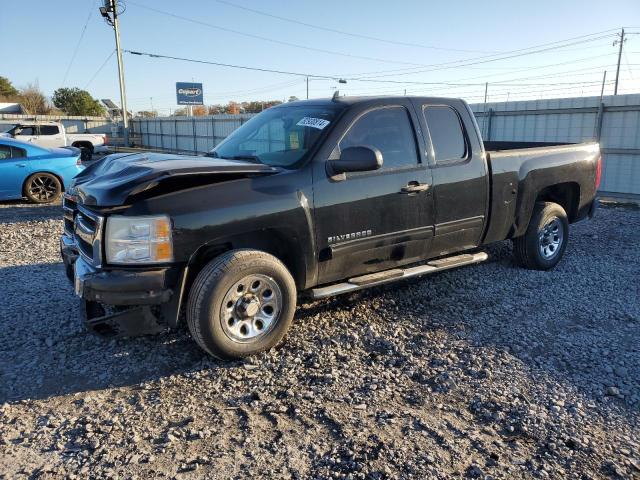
24 173 62 203
186 249 297 359
513 201 569 270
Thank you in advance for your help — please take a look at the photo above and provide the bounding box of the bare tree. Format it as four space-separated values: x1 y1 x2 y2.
18 83 51 115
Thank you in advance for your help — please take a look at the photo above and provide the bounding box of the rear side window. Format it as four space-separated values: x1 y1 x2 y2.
11 147 26 158
423 106 467 163
0 145 11 159
40 125 59 135
339 106 419 170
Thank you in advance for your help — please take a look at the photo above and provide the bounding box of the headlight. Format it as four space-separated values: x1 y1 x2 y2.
105 215 173 264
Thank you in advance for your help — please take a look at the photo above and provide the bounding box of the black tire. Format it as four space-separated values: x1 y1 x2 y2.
24 172 62 204
79 147 92 162
186 249 297 359
513 201 569 270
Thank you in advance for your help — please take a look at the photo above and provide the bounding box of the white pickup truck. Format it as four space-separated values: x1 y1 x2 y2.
1 121 109 161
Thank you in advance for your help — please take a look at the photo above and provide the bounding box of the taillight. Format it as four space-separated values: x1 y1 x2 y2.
595 155 602 189
76 156 82 166
103 134 108 145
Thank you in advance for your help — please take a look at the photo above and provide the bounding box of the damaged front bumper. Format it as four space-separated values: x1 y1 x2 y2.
61 233 185 336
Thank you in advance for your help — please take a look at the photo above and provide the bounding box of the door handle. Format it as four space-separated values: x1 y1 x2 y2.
400 181 430 194
15 163 27 167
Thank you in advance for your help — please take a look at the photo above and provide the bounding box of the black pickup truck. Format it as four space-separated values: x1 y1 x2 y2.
60 96 600 359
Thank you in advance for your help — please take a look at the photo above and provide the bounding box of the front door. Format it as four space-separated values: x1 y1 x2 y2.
313 102 435 285
13 125 39 145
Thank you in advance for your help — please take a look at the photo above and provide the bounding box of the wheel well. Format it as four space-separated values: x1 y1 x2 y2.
183 231 306 303
22 172 64 196
535 182 580 222
72 141 93 151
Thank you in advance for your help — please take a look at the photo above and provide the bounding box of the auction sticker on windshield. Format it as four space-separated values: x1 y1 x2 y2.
297 117 330 130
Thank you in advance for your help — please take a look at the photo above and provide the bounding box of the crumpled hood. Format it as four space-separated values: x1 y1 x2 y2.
70 152 279 206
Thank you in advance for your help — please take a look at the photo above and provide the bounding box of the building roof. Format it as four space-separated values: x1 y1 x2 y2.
0 102 26 114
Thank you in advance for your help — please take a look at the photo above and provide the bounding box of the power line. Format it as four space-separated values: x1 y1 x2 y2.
126 49 342 80
125 49 613 88
352 34 618 80
61 0 97 87
127 0 431 67
336 29 621 78
214 0 498 54
127 1 622 74
84 50 116 89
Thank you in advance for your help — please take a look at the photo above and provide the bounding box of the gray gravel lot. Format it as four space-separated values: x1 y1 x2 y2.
0 200 639 479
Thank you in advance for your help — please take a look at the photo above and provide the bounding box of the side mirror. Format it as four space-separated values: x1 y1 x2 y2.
328 146 383 175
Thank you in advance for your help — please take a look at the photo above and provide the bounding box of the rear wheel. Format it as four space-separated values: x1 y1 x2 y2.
186 249 297 359
79 146 92 162
24 173 62 203
513 201 569 270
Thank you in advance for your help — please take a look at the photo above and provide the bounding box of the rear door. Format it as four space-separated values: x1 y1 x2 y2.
313 101 435 284
0 144 28 199
37 125 65 148
413 101 488 257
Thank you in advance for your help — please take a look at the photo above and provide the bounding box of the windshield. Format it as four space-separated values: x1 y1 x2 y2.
0 124 16 133
208 106 339 168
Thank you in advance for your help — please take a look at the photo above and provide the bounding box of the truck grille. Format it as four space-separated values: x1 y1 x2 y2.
63 194 104 266
62 195 76 235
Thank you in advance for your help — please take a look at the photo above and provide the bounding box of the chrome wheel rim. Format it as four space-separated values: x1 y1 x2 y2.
538 217 563 259
29 175 58 201
220 274 282 343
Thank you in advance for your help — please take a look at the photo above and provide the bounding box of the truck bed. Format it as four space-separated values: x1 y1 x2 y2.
484 140 576 152
482 141 599 244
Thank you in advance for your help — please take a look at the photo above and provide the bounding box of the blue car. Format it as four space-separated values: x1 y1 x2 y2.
0 137 84 203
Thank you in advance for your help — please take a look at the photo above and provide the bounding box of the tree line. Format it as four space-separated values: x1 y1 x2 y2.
1 76 105 116
2 76 301 118
136 97 299 118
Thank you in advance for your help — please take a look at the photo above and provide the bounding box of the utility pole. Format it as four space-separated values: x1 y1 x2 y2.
600 71 607 100
306 77 309 100
614 28 626 95
482 82 489 136
100 0 129 146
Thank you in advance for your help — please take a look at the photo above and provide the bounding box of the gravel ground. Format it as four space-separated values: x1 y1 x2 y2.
0 200 639 479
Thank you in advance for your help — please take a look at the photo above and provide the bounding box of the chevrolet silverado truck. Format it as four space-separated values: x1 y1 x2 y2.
2 121 108 161
60 96 600 359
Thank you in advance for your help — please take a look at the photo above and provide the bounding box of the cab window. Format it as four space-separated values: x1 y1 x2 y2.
40 125 59 135
15 126 36 136
423 106 468 163
339 106 419 170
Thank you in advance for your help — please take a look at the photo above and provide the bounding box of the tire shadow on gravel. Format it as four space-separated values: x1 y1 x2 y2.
0 200 63 224
0 262 238 403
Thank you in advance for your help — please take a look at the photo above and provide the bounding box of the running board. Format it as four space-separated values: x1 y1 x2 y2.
310 251 488 299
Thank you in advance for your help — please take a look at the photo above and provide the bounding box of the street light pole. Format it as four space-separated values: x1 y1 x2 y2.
100 0 129 146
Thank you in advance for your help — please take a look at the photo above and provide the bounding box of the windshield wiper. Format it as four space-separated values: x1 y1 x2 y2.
228 155 261 163
205 152 261 163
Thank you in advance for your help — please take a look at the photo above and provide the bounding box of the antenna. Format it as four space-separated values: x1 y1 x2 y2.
332 90 340 101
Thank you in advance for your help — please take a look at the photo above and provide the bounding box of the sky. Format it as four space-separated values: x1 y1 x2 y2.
2 0 639 115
